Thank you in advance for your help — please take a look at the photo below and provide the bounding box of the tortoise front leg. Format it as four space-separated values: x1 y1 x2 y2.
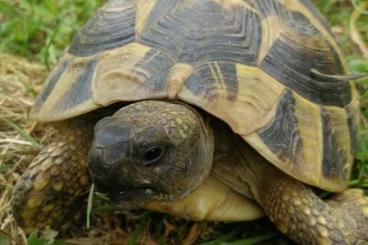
11 120 93 233
244 160 368 244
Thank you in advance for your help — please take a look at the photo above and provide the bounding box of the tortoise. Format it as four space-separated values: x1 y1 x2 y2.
11 0 368 244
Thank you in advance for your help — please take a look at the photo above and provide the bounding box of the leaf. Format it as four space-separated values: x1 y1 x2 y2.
27 232 46 245
27 232 67 245
349 59 368 73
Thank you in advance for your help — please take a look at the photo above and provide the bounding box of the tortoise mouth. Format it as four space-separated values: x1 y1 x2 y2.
94 183 162 202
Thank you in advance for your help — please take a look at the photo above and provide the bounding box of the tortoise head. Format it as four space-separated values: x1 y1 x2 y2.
88 100 214 206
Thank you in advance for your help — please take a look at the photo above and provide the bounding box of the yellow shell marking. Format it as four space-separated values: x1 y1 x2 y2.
92 42 153 105
179 64 285 135
213 0 258 14
257 15 283 64
293 94 323 183
135 0 157 35
167 63 194 99
234 64 285 134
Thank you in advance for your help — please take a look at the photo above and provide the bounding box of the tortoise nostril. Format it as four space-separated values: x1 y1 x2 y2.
88 142 133 179
89 147 115 174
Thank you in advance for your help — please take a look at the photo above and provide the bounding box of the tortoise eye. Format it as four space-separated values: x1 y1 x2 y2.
142 146 165 165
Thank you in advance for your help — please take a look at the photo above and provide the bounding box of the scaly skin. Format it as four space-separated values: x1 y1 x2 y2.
236 141 368 245
11 120 93 233
256 169 368 244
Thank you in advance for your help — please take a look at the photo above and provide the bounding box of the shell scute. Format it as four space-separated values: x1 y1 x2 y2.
68 0 136 57
32 0 359 190
138 0 262 64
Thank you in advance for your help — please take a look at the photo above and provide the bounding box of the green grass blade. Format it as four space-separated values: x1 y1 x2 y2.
86 184 95 230
27 232 67 245
27 232 43 245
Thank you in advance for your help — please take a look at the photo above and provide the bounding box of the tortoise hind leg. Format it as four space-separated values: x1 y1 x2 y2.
248 164 368 244
326 189 368 241
235 141 368 244
11 120 93 233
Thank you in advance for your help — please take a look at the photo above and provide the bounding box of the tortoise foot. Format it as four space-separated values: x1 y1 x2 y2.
11 122 92 233
327 189 368 242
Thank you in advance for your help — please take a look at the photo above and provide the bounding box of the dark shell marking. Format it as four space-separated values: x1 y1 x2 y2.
321 108 348 182
258 90 303 164
55 59 98 111
184 62 238 101
139 0 262 64
68 0 136 57
33 60 69 110
134 49 175 91
259 35 349 107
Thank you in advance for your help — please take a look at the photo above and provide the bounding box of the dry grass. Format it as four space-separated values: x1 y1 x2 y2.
0 54 47 244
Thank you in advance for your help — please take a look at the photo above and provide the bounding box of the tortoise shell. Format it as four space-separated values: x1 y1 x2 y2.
31 0 360 192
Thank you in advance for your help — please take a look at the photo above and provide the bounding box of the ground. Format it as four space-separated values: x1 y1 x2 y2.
0 0 367 244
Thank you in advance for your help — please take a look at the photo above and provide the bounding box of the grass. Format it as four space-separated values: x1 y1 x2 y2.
0 0 367 244
0 0 103 69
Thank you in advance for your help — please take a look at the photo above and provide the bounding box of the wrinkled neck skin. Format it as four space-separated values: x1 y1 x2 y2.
210 123 287 203
209 120 257 201
88 101 215 208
